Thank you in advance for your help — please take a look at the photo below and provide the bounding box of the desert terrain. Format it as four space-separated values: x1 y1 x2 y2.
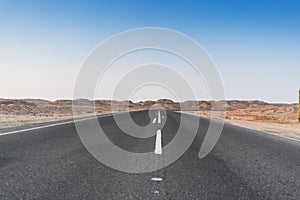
0 98 299 141
180 101 299 141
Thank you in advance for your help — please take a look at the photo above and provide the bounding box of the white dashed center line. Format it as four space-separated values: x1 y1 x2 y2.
152 117 157 123
158 110 161 124
151 177 163 182
154 129 162 155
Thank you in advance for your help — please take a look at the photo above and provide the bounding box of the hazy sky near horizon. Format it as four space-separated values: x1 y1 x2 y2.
0 0 299 103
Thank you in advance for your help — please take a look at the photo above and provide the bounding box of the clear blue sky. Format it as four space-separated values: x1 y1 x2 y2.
0 0 299 102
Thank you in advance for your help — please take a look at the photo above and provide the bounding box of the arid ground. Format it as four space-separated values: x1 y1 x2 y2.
0 98 299 140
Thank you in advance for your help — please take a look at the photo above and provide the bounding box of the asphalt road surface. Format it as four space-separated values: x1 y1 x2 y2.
0 110 299 199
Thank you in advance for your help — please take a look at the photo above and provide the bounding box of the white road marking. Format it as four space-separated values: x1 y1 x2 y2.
0 116 101 136
152 117 157 123
158 110 161 124
154 129 162 154
151 177 163 182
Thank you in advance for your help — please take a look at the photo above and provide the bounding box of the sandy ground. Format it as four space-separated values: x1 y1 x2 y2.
0 98 146 129
228 120 300 141
181 111 300 141
0 113 97 129
0 110 140 130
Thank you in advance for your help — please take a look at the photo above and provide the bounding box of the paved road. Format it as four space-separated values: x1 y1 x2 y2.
0 110 299 199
